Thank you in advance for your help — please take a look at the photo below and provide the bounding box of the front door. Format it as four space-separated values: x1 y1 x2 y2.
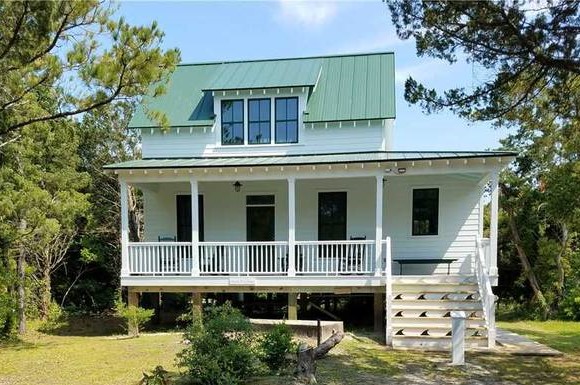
246 195 275 271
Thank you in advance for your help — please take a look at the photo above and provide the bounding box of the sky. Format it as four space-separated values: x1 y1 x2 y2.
116 0 511 151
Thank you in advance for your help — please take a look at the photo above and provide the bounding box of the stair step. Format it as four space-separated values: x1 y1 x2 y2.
393 310 483 318
392 300 482 311
392 275 477 285
393 293 479 301
392 335 488 350
392 284 478 293
391 318 486 328
393 327 487 337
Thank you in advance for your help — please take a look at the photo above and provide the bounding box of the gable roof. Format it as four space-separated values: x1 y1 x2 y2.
129 52 396 129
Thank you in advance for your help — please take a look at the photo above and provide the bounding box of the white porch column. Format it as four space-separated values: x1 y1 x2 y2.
489 171 499 277
190 178 200 277
287 177 296 277
120 179 129 277
374 175 383 276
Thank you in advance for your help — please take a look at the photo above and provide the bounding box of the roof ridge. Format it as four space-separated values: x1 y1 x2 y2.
176 51 395 67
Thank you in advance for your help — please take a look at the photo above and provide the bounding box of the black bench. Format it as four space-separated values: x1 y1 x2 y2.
393 258 458 275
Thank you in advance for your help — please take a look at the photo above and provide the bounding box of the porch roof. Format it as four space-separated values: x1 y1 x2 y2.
104 151 516 170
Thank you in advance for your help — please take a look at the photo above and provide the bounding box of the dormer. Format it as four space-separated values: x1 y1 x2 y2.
129 52 396 158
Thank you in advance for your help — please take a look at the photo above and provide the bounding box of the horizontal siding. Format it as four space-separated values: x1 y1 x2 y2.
385 175 481 275
140 121 389 158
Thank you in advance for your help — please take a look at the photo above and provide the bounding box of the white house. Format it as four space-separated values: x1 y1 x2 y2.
105 52 515 350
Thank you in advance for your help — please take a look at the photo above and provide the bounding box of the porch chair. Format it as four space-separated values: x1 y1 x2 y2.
157 236 176 275
342 235 366 273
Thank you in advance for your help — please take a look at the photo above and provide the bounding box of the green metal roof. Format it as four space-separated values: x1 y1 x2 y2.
203 58 322 91
128 52 396 129
104 151 516 170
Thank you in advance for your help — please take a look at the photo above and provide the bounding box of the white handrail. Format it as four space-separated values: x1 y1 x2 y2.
384 236 393 347
199 242 289 276
475 236 496 348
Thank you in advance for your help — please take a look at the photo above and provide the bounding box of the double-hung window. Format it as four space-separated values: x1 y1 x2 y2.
248 99 271 144
275 97 298 144
221 100 244 145
412 188 439 236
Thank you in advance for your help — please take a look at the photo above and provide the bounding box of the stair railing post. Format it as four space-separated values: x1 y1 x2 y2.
385 236 393 347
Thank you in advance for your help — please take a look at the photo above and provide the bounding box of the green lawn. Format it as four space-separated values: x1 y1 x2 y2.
1 319 579 385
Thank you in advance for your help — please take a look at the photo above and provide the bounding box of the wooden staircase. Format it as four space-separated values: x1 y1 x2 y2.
390 275 488 350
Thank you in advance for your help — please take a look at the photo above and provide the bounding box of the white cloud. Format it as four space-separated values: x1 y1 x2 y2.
395 59 447 85
276 0 338 27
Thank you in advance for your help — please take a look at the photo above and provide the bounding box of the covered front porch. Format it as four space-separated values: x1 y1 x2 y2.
109 152 508 285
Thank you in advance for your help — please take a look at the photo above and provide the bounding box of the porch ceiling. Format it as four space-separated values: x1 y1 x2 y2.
104 151 516 170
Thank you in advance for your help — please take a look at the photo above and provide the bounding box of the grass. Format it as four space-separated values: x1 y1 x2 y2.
0 317 183 385
0 318 579 385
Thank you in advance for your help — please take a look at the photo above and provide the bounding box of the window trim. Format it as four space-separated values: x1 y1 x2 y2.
221 99 244 146
274 96 299 144
247 98 271 145
411 187 440 237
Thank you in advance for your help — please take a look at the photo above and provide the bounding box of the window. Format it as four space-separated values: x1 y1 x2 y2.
275 97 298 144
221 100 244 145
248 99 271 144
412 188 439 236
318 192 347 240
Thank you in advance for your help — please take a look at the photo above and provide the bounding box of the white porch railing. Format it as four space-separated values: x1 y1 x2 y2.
128 242 192 275
475 236 496 348
295 240 377 275
199 242 289 275
126 239 389 276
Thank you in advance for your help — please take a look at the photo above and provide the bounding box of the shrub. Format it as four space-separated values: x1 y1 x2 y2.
177 302 260 385
139 366 169 385
259 323 296 372
115 298 154 336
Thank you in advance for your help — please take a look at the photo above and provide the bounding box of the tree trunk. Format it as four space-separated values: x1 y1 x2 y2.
552 222 568 312
295 331 344 384
128 185 142 242
506 211 549 318
39 268 52 320
17 219 26 335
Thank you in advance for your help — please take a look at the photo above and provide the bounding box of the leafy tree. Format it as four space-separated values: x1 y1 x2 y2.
0 0 179 145
0 0 179 334
388 0 580 317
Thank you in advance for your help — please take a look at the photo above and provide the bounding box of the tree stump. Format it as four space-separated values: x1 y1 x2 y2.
295 331 344 384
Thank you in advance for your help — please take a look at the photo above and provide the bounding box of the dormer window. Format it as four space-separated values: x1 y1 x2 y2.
248 98 271 144
219 95 300 146
275 97 298 144
221 100 244 145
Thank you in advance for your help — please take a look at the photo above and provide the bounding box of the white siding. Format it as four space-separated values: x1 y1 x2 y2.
141 122 388 158
384 175 481 275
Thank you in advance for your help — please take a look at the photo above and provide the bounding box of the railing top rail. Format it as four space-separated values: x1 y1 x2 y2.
295 240 375 245
128 242 192 246
199 241 289 246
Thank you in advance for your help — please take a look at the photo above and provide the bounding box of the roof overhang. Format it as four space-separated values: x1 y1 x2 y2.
104 151 516 181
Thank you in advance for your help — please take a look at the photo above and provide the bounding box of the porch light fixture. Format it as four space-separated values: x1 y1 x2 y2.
233 181 243 192
385 167 407 175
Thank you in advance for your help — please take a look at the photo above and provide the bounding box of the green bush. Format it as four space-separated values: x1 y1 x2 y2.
139 366 169 385
259 323 296 372
177 302 260 385
115 299 154 336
